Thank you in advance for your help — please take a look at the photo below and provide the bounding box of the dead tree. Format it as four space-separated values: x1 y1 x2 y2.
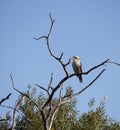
1 13 119 130
32 13 109 130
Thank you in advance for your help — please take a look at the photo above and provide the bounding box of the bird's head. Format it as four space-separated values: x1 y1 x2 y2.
71 56 80 63
72 56 80 60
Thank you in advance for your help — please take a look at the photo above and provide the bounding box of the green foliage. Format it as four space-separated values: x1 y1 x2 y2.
16 86 44 130
52 98 78 130
0 111 11 130
78 98 120 130
1 88 120 130
16 87 78 130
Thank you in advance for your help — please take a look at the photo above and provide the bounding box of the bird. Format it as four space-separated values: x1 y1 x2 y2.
72 56 83 83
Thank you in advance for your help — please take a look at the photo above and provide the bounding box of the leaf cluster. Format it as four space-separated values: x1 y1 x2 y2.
1 88 120 130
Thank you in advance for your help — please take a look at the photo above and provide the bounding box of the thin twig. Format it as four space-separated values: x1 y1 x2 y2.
59 52 64 60
48 73 54 91
108 61 120 66
33 35 47 40
64 58 71 66
47 13 55 38
0 93 12 105
82 59 109 75
0 104 32 122
33 83 49 95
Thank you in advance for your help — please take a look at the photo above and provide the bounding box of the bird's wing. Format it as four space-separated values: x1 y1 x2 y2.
79 63 82 73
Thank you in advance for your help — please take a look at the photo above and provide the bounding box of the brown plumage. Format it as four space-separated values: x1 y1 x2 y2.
72 56 83 83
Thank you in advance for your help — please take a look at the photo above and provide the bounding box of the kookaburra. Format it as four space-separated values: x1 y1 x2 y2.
72 56 83 83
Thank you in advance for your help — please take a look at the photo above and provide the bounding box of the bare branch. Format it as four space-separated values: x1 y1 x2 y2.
10 74 48 130
0 118 9 122
59 52 64 60
10 74 43 112
33 13 55 42
108 61 120 67
33 13 111 114
11 96 24 130
42 59 108 108
73 69 106 96
60 69 106 105
33 35 47 40
0 104 32 122
32 13 120 130
0 93 12 105
64 58 71 66
0 116 10 123
48 73 54 91
33 83 49 95
48 13 55 38
45 85 63 126
61 60 70 76
33 13 70 77
0 104 19 112
0 119 6 122
10 73 15 89
82 59 109 75
48 105 59 130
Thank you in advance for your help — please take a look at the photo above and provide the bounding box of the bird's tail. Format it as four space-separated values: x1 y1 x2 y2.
78 74 83 83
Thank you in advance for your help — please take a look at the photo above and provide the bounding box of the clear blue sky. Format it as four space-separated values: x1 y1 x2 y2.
0 0 120 121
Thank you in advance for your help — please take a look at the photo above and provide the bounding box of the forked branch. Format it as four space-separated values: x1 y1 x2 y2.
6 13 120 130
33 13 70 77
10 73 48 130
42 59 109 108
